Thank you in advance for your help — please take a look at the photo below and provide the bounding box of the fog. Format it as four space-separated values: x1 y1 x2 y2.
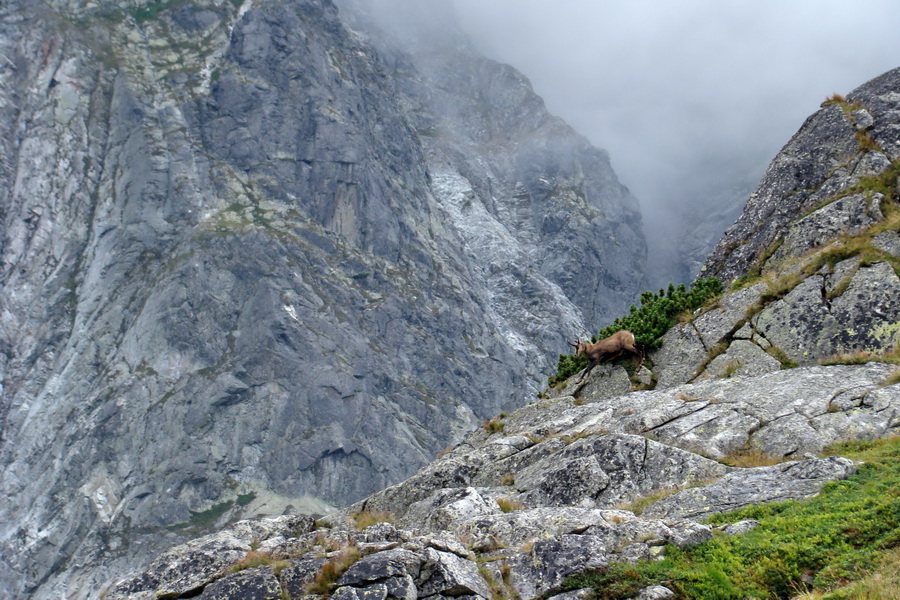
451 0 900 284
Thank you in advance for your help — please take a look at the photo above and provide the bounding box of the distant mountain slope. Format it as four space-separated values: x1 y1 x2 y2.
0 0 644 597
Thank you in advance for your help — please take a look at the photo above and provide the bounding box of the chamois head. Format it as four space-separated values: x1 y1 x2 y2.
568 339 590 356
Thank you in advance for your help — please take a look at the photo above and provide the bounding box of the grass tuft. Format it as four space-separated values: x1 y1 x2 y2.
305 544 361 595
619 487 682 516
818 346 900 368
496 497 525 513
719 448 786 468
482 415 507 434
350 510 395 531
231 550 289 574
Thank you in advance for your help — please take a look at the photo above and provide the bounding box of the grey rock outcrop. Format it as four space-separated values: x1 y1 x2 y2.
642 456 858 519
705 66 900 283
632 585 676 600
765 193 883 266
0 0 646 596
753 261 900 365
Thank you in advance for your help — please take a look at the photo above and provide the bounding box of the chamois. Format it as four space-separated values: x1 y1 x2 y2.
568 330 644 383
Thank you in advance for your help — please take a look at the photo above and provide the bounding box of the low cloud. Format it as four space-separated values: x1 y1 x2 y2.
452 0 900 237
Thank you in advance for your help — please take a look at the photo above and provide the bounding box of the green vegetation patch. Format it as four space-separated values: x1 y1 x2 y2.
188 499 234 527
130 0 186 24
236 492 256 507
561 436 900 599
549 278 723 386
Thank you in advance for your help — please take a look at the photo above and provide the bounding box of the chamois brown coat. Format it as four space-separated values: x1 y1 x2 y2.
569 330 644 383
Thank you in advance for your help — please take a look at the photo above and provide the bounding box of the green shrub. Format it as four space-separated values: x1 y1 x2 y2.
549 277 723 386
130 0 184 24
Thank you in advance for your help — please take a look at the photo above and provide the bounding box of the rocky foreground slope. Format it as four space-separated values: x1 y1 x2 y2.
101 67 900 600
102 361 899 600
0 0 646 596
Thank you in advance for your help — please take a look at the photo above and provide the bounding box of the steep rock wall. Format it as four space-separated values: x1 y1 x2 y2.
0 0 645 597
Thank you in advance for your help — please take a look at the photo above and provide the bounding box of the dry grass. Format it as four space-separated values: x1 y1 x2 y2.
482 415 507 434
478 564 511 600
310 531 346 553
855 130 882 153
766 346 800 369
305 544 362 595
720 448 786 468
435 445 454 459
619 487 682 516
501 472 516 486
231 550 289 574
496 497 525 513
560 431 595 444
722 360 744 378
819 346 900 369
677 393 703 402
350 509 395 531
885 367 900 387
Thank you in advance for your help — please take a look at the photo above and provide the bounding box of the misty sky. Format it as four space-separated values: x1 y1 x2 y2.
451 0 900 230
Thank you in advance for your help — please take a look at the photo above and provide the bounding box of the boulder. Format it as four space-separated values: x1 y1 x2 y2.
404 487 498 532
643 456 858 519
504 535 612 599
755 262 900 363
197 567 282 600
694 339 781 381
766 193 884 267
828 261 900 352
752 275 837 364
338 548 424 586
872 230 900 256
281 557 329 599
330 584 389 600
691 282 767 348
633 585 675 600
651 324 709 388
416 548 491 599
517 455 611 507
721 520 761 536
514 433 728 509
452 508 625 551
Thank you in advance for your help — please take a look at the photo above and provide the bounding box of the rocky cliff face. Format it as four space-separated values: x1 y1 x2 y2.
704 67 900 284
0 0 646 597
98 64 900 600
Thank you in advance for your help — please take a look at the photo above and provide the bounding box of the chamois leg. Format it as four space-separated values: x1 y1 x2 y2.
576 359 600 383
626 344 645 371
